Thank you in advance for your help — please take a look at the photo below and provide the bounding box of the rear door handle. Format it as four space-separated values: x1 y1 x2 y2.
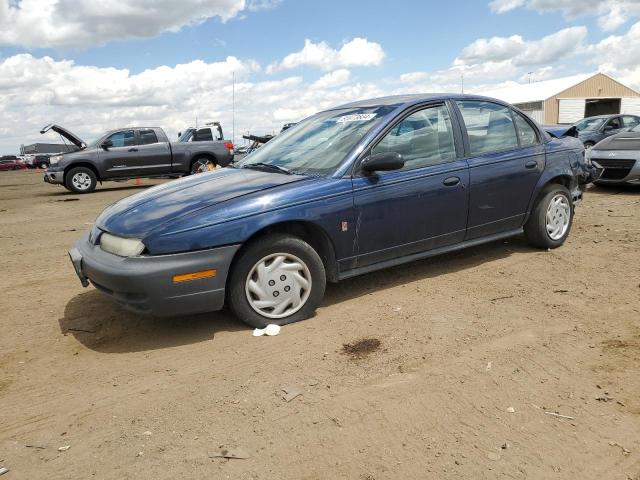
525 160 538 169
443 176 460 187
128 148 138 152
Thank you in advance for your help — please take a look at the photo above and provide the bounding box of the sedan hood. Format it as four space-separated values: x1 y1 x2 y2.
96 167 309 238
40 124 86 149
593 131 640 151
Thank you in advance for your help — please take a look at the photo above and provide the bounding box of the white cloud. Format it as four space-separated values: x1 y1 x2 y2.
0 53 387 153
455 26 587 68
0 0 250 48
489 0 640 31
266 38 385 73
310 69 351 89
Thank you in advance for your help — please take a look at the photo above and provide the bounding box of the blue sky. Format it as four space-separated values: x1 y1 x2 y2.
1 0 639 152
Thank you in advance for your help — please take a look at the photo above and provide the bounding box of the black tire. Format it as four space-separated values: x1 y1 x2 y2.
190 157 217 175
64 167 97 194
227 234 326 328
38 162 48 169
524 184 573 249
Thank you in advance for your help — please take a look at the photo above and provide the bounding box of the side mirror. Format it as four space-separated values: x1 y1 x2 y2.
361 152 404 173
603 125 614 132
178 132 182 138
101 139 113 149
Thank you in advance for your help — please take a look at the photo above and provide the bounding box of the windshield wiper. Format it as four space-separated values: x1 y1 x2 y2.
242 162 293 175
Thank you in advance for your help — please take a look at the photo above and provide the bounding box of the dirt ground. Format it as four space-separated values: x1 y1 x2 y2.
0 170 639 479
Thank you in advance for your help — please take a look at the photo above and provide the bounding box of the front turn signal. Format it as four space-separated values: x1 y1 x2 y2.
172 269 217 283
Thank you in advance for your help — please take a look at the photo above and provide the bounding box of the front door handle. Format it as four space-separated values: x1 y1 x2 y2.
443 176 460 187
128 148 138 152
525 160 538 169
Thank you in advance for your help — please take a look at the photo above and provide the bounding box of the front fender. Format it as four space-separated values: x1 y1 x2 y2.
142 178 355 257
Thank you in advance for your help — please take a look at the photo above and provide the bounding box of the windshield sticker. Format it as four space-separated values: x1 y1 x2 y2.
336 113 376 123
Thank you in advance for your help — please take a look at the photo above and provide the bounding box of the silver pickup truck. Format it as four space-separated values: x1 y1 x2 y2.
42 124 234 193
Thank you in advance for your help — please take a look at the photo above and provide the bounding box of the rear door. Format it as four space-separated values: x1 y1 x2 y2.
352 102 469 267
454 100 544 239
98 130 138 178
133 129 171 175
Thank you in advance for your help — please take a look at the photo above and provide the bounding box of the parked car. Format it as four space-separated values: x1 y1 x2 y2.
588 123 640 185
177 122 224 143
0 157 26 171
42 124 234 193
68 94 599 328
574 114 640 148
33 154 50 169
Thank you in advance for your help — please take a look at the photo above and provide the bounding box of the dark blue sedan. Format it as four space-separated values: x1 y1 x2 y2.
69 94 598 327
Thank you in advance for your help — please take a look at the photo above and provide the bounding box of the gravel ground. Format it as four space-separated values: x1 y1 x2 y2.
0 170 639 479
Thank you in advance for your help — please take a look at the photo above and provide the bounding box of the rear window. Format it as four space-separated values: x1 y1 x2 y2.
193 128 214 141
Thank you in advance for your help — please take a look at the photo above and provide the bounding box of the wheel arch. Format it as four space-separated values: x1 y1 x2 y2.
226 220 339 289
64 162 100 181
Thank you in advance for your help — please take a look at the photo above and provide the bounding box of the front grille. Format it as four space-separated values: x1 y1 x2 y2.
595 158 635 180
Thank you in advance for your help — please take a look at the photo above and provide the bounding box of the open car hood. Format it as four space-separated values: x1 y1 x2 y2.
40 124 86 149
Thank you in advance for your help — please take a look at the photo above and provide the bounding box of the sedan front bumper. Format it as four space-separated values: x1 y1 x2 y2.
69 234 240 317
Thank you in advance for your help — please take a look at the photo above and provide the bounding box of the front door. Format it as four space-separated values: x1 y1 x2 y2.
98 129 138 177
454 100 545 239
352 103 469 268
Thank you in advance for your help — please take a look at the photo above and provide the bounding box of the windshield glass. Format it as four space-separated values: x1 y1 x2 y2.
575 117 605 131
237 106 395 176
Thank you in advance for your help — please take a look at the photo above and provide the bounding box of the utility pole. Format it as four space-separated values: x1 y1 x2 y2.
461 72 464 94
232 71 235 145
528 71 534 84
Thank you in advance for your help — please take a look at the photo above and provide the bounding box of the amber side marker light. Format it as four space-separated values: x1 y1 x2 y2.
172 269 217 283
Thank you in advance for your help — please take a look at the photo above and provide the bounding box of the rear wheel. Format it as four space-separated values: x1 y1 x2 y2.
228 234 326 328
190 157 217 174
65 167 97 194
524 184 573 249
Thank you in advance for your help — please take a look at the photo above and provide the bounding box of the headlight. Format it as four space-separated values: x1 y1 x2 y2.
99 232 146 257
49 155 63 165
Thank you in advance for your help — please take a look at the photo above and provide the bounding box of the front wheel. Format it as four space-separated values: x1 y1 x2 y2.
190 157 217 174
38 162 48 169
227 234 326 328
524 184 573 249
65 167 97 193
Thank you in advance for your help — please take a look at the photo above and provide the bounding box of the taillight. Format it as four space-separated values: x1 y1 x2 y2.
224 142 234 153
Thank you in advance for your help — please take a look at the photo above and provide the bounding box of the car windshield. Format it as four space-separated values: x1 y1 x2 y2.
575 117 605 131
237 106 395 176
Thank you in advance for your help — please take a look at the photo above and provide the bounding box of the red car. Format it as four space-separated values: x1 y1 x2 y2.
0 157 26 171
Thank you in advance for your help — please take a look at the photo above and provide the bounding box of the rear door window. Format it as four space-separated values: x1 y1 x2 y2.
139 129 159 145
455 100 519 154
622 116 640 128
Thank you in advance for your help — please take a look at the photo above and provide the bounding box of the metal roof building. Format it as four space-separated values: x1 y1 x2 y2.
482 73 640 124
20 143 77 154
